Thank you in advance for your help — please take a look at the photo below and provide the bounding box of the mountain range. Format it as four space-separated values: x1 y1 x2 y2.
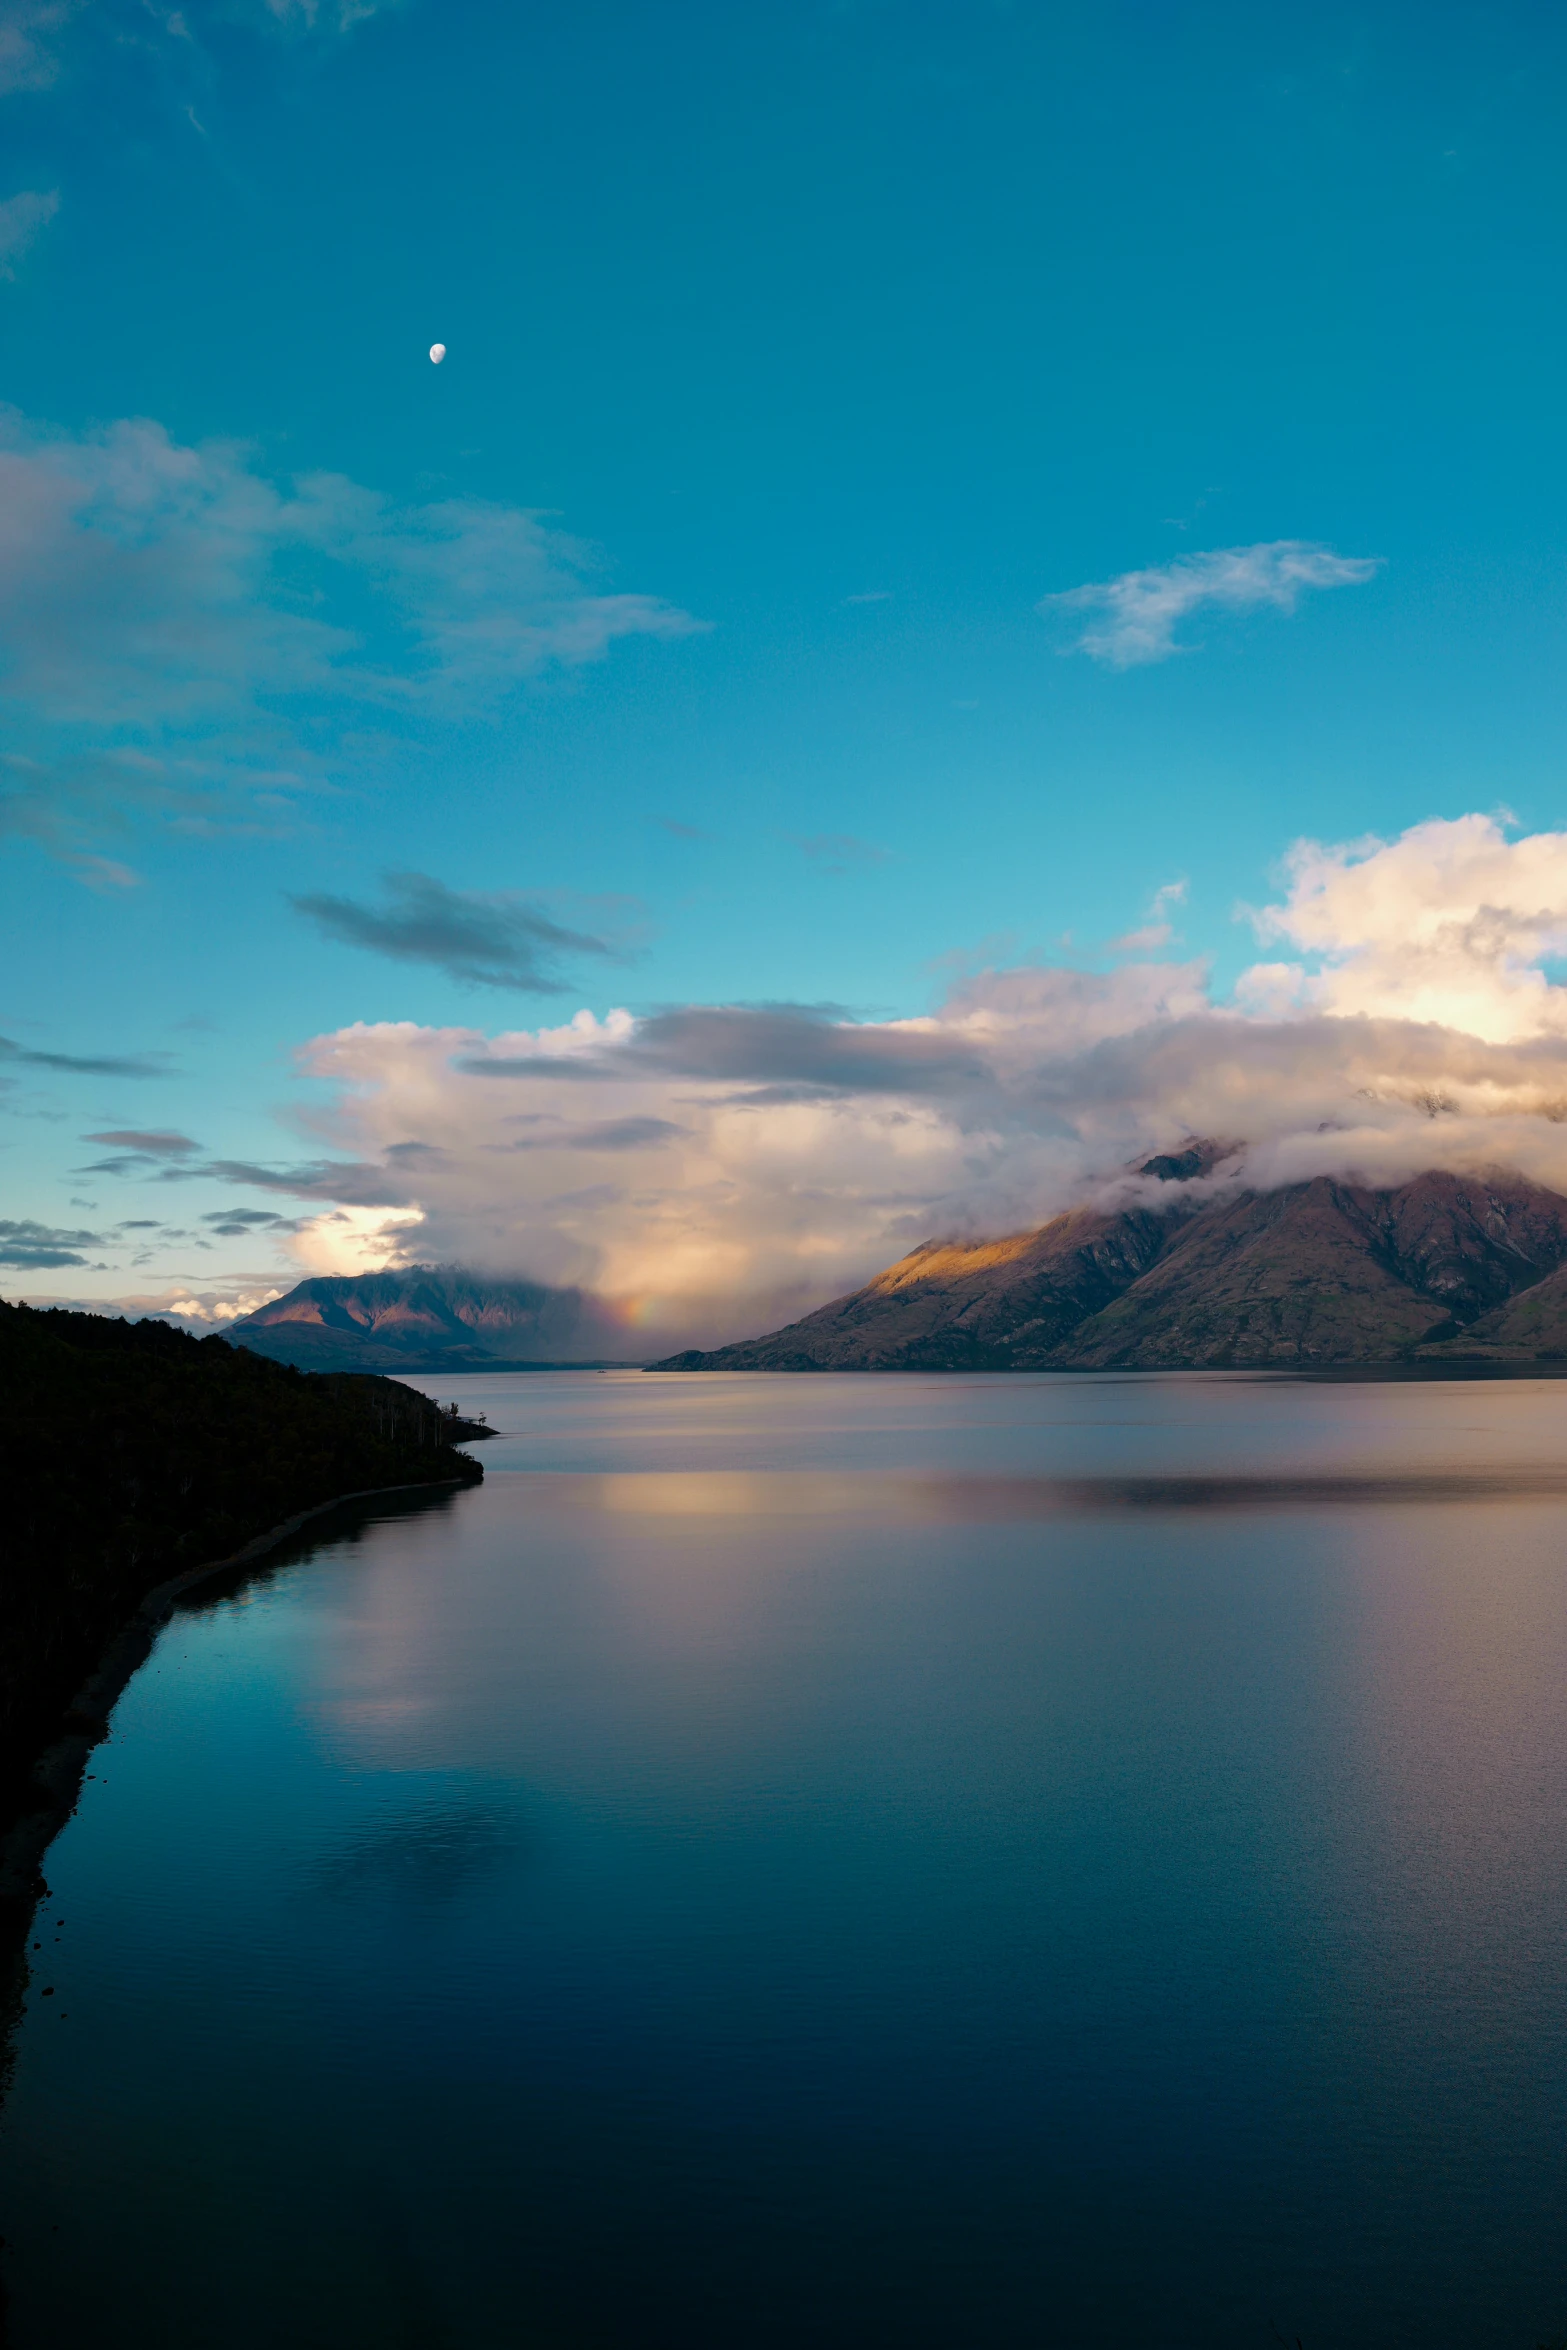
648 1154 1567 1372
228 1268 628 1372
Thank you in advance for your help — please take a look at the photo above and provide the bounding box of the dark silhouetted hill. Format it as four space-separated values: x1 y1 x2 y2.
0 1300 483 1828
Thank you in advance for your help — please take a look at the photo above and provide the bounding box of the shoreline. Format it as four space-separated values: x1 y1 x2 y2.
643 1355 1567 1378
0 1472 476 1915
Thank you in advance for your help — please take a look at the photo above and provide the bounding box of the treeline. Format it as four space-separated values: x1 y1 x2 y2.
0 1301 483 1819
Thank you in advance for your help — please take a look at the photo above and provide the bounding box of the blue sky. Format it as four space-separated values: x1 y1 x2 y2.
7 0 1567 1337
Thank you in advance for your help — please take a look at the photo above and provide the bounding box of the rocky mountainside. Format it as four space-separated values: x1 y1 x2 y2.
1442 1255 1567 1359
650 1159 1567 1372
230 1267 625 1371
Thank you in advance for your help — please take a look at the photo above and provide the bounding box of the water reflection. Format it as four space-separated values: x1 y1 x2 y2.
0 1481 476 2261
4 1374 1567 2349
307 1786 530 1907
174 1481 470 1620
574 1464 1567 1515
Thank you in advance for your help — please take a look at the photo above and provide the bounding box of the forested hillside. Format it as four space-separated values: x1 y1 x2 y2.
0 1302 482 1827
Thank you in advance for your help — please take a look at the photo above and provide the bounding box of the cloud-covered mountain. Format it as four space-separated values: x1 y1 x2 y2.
650 1159 1567 1371
202 815 1567 1356
228 1267 631 1371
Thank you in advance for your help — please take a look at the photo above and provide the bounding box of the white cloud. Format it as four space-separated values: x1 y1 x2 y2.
0 407 708 872
159 1284 284 1321
1110 877 1187 952
1248 814 1567 1044
173 815 1567 1351
1045 539 1381 668
276 1013 982 1347
0 186 56 277
287 1204 425 1274
3 1281 287 1330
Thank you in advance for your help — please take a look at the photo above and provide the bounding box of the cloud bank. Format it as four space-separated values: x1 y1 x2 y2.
1047 539 1380 667
179 815 1567 1350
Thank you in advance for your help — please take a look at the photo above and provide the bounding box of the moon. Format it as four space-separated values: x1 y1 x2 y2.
429 343 446 365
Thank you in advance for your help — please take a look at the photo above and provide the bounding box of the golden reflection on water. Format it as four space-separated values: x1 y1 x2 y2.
1336 1503 1567 2023
537 1466 1567 1519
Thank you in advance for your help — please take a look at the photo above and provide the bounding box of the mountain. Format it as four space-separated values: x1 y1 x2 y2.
229 1267 628 1372
649 1159 1567 1371
1428 1255 1567 1360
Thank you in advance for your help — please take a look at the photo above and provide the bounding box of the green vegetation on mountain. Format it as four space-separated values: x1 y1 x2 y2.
0 1301 483 1824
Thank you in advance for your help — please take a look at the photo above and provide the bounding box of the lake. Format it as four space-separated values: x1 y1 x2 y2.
5 1369 1567 2348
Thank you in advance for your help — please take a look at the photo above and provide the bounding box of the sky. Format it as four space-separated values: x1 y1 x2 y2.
7 0 1567 1348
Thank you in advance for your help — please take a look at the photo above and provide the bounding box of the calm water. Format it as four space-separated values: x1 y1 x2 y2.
6 1370 1567 2349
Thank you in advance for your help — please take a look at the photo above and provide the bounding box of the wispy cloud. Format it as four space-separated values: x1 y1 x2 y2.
0 407 709 873
0 0 392 119
0 187 57 278
201 1206 298 1236
0 1216 99 1269
1045 540 1381 668
0 1033 167 1076
82 1128 199 1155
0 1 76 94
202 1155 405 1203
75 1129 202 1173
291 871 641 992
1111 878 1187 953
794 833 892 875
257 0 398 32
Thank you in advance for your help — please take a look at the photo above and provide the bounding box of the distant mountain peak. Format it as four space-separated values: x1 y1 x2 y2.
229 1264 628 1372
1135 1138 1239 1184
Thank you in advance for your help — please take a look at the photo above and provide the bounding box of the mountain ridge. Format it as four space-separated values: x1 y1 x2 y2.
648 1158 1567 1372
229 1267 630 1372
